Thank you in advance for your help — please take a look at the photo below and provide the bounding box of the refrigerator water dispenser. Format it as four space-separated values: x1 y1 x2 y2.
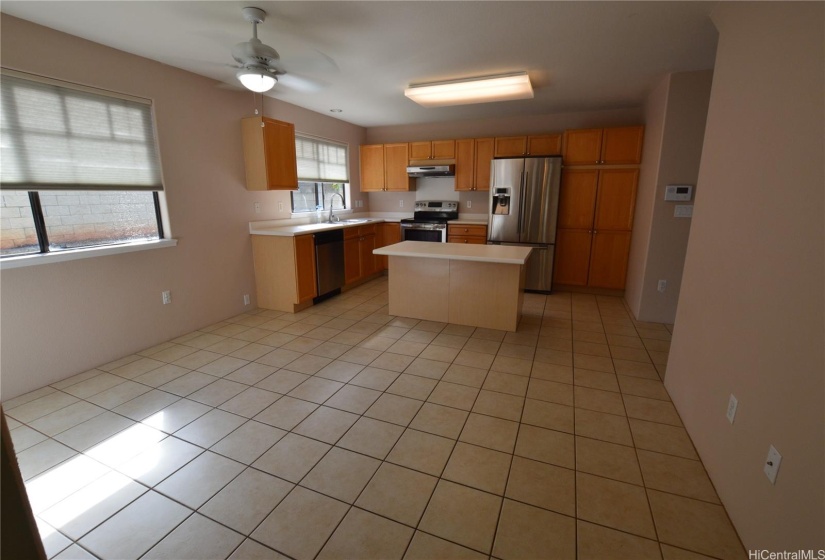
492 187 511 215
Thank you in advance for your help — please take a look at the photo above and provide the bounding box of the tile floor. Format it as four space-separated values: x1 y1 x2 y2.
5 277 747 560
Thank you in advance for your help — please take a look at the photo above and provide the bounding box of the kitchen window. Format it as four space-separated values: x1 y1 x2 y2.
0 69 167 260
291 134 349 214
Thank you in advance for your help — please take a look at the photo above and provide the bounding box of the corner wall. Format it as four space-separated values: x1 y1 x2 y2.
666 2 824 549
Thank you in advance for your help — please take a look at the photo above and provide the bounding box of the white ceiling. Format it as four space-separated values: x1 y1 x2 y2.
1 1 719 128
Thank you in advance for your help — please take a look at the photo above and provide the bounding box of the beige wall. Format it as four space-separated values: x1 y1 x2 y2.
667 2 824 549
626 70 714 324
0 16 366 400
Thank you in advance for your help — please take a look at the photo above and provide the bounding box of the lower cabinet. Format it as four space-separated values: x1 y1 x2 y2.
448 224 487 244
344 224 380 286
377 222 401 270
251 234 317 312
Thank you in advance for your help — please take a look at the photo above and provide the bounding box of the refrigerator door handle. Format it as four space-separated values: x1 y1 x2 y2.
517 170 527 236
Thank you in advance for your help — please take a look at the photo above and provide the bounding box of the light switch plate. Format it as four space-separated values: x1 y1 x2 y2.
675 205 694 218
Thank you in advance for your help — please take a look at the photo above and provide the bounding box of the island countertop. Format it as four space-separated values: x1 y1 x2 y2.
374 241 532 265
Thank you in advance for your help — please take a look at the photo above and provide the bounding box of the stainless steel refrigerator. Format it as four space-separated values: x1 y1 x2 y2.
487 156 563 292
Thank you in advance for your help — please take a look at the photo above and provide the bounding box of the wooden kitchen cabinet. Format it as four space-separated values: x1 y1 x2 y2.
409 140 455 160
377 222 401 269
562 126 644 165
359 143 414 192
241 116 298 190
448 224 487 244
553 168 639 289
494 134 562 157
455 137 495 191
344 224 380 285
251 233 317 313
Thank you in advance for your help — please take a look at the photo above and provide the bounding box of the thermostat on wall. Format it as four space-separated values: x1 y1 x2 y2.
665 184 693 201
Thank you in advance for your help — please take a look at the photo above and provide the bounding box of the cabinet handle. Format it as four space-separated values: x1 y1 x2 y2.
463 240 468 243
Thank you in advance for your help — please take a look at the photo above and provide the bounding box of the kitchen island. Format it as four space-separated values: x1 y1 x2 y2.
373 241 532 332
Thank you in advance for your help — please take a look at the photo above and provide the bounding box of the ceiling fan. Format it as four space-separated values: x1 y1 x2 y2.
231 7 283 92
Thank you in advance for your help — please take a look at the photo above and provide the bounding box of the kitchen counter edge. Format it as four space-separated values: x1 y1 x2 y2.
374 241 531 265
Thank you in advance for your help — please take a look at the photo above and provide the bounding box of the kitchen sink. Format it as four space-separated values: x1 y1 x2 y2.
336 218 372 224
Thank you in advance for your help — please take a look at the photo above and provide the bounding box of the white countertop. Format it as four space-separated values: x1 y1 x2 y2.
374 241 532 265
249 218 387 236
449 219 488 226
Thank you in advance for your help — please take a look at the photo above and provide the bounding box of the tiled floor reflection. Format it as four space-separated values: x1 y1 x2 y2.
5 277 746 560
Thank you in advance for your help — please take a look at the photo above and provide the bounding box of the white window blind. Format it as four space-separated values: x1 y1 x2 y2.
295 134 349 183
0 70 163 191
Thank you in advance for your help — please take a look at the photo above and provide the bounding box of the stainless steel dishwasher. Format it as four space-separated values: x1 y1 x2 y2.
313 229 345 301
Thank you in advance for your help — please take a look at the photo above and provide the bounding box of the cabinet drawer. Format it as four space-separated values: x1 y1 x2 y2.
343 227 359 239
448 236 487 245
448 224 487 238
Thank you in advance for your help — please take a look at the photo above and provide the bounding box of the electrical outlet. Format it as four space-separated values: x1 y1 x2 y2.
254 202 262 213
764 445 782 484
161 290 171 305
726 394 738 424
278 201 284 212
657 279 667 293
243 294 250 306
467 200 472 209
399 200 404 208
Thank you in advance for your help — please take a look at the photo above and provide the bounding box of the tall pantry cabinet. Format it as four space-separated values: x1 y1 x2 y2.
553 126 644 290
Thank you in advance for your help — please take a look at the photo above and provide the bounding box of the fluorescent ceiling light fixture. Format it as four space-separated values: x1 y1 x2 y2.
237 67 277 93
405 72 533 107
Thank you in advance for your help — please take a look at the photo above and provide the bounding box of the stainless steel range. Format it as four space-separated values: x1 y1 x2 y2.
400 200 459 243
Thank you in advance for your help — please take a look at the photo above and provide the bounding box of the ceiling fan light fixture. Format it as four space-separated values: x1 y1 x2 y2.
237 67 277 93
405 72 533 107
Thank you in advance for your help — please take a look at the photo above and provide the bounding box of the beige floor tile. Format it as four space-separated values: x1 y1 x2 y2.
155 450 244 508
453 349 495 370
638 450 720 503
229 539 290 560
158 371 218 397
442 442 511 495
174 408 246 447
254 396 318 431
419 480 502 554
427 381 480 410
505 455 575 515
463 337 501 355
4 386 59 411
537 335 574 352
614 359 660 380
472 327 507 342
143 513 244 559
577 472 656 539
365 393 423 426
471 390 524 422
623 394 682 426
576 435 643 485
482 371 528 396
339 346 382 365
360 335 397 352
577 520 662 560
659 544 720 560
356 462 438 526
133 364 190 388
574 340 612 358
629 419 699 459
514 424 575 469
252 432 331 482
10 425 48 452
219 387 281 418
490 355 532 376
224 362 278 385
574 368 620 392
574 353 615 372
110 357 166 380
607 333 645 348
526 378 574 406
51 369 104 391
254 370 310 394
405 357 452 381
323 385 382 414
611 346 653 363
459 413 519 453
648 490 745 560
349 366 401 391
573 330 608 344
252 486 349 560
61 373 126 399
314 360 365 383
301 446 381 503
293 406 359 444
575 408 634 446
197 471 291 534
618 375 671 400
187 378 248 407
386 374 438 401
141 398 210 434
86 380 152 409
418 344 461 363
431 333 469 349
575 385 627 415
318 507 413 560
534 348 574 368
521 398 574 433
309 341 353 359
402 329 439 344
210 420 286 464
16 439 77 481
404 531 487 560
284 354 333 375
337 416 405 459
256 348 304 368
29 401 107 436
386 428 455 476
492 499 576 560
442 364 488 388
496 342 536 360
195 355 249 377
531 361 574 383
287 376 344 404
119 435 203 486
387 339 428 357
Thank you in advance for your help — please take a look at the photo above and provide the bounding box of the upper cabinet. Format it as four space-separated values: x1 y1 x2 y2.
241 116 298 190
562 126 644 166
409 140 456 160
359 143 414 192
494 134 562 158
455 137 494 191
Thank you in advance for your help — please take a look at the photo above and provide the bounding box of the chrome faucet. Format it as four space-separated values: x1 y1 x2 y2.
328 192 345 223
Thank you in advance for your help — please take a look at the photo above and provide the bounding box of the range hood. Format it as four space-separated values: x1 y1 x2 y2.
406 164 455 177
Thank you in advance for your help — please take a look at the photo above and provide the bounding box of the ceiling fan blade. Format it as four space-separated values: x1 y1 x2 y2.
282 49 340 75
277 73 327 93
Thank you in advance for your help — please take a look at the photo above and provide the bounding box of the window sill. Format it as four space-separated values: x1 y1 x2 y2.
0 238 178 270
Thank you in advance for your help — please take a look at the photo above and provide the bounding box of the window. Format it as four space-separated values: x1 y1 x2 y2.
0 69 165 258
290 134 349 214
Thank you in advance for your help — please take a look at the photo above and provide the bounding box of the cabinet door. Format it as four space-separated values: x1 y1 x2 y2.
384 143 413 191
432 139 456 159
409 142 431 160
588 231 632 289
360 145 385 192
262 118 298 189
454 139 475 191
344 237 361 284
601 126 644 165
474 138 495 191
494 136 527 157
553 229 593 286
557 170 599 229
378 223 401 269
360 233 378 276
593 169 639 231
562 128 603 165
527 134 562 156
294 235 317 302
